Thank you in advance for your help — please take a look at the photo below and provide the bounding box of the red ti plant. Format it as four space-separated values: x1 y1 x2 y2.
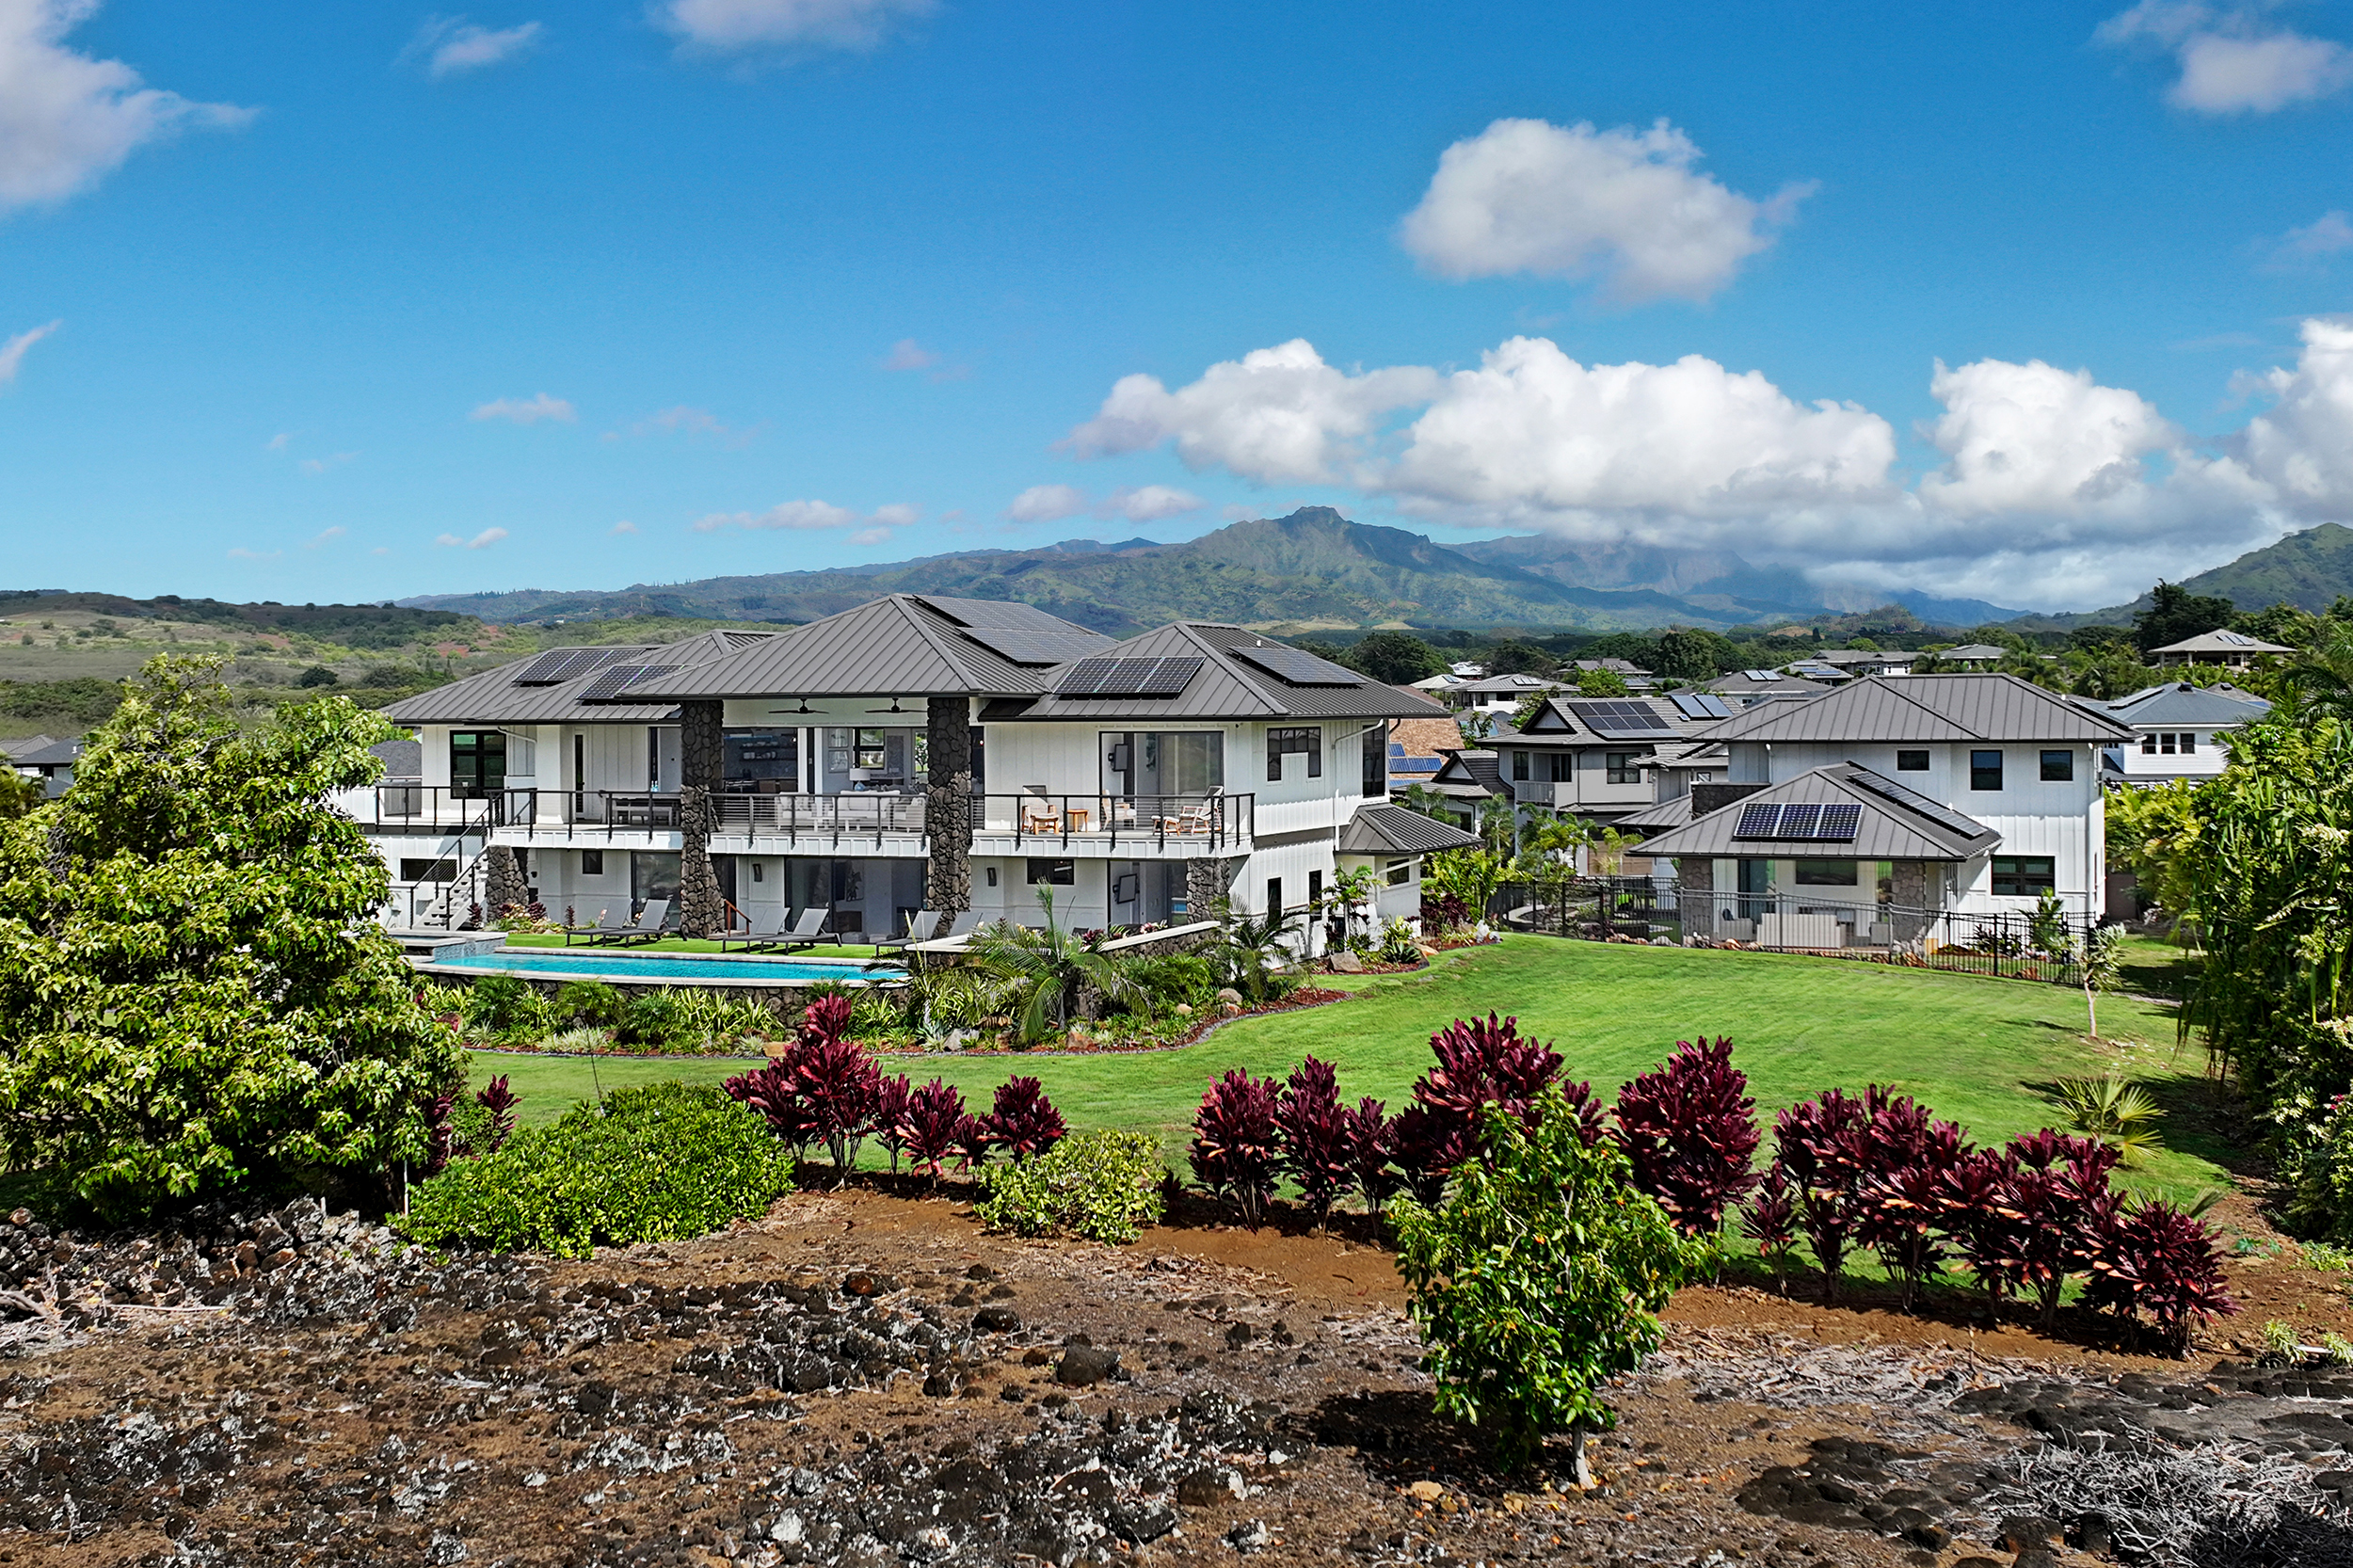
1417 1013 1563 1134
423 1091 456 1176
1739 1163 1799 1294
951 1112 998 1173
871 1073 912 1175
2084 1197 2237 1357
723 1060 819 1160
474 1075 520 1156
1387 1103 1477 1208
1850 1091 1966 1310
896 1079 968 1185
786 1034 884 1180
1189 1068 1284 1229
1343 1096 1401 1217
1771 1088 1872 1299
1996 1128 2122 1327
987 1077 1066 1162
1275 1056 1358 1231
1610 1034 1761 1237
1931 1145 2024 1314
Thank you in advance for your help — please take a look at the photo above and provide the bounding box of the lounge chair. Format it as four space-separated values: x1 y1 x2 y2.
589 897 670 946
872 909 943 956
936 911 983 943
719 906 823 952
1158 789 1223 834
562 906 631 946
765 907 834 952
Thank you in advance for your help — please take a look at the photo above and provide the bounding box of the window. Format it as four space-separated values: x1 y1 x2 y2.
855 728 888 771
1991 856 2056 897
1385 858 1414 887
1896 749 1929 772
750 862 763 883
1024 857 1075 886
1606 752 1641 785
1267 727 1322 781
2040 749 2073 782
1362 726 1386 797
400 857 456 883
2159 732 2175 755
723 729 797 785
1266 876 1284 916
1969 749 2003 791
581 849 604 876
1511 749 1529 781
2141 733 2157 755
1543 753 1572 783
2180 731 2196 754
1794 859 1858 887
449 730 506 798
1307 870 1322 914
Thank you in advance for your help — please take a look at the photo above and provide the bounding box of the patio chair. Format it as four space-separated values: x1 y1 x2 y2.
562 906 631 946
591 898 670 946
739 906 828 952
1158 788 1223 834
719 907 808 952
1019 787 1061 834
872 909 943 956
936 910 983 944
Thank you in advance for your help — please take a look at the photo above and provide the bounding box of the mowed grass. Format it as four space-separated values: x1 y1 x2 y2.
471 936 2227 1201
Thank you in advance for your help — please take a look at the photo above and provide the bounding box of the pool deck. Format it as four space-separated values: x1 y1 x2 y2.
402 933 906 991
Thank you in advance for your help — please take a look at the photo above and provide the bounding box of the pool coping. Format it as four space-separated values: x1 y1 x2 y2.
409 938 907 989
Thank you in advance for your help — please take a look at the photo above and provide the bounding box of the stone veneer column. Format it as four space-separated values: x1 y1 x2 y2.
482 844 527 918
678 700 725 938
1676 856 1713 941
1186 856 1235 922
1888 860 1933 944
925 695 973 912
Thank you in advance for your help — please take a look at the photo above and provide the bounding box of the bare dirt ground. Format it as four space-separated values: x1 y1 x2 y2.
2 1181 2351 1568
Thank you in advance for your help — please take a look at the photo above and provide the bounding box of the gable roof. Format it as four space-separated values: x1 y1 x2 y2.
1494 695 1701 746
3 734 81 767
2150 629 2293 656
1456 671 1569 696
1942 643 2007 661
1636 762 2000 863
381 628 782 725
1694 673 2132 745
984 622 1449 723
1337 804 1483 855
1428 748 1502 796
2090 681 2273 727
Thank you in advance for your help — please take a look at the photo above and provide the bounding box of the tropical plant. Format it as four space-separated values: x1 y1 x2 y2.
1325 865 1380 943
1609 1035 1761 1237
721 995 881 1179
2079 923 2123 1039
2083 1197 2236 1356
557 979 626 1029
1391 1085 1705 1480
0 656 461 1219
2278 616 2353 723
2055 1073 2167 1165
1275 1056 1357 1231
910 965 1019 1035
895 1078 969 1183
616 988 689 1048
985 1076 1066 1161
1189 1068 1283 1228
1418 890 1472 933
1738 1163 1799 1294
1380 917 1420 965
1769 1089 1872 1300
1997 1129 2122 1327
1212 902 1297 1003
1932 1145 2023 1312
1344 1096 1400 1216
2026 888 2071 960
965 890 1144 1042
974 1129 1165 1243
871 1073 912 1173
0 768 41 820
1849 1092 1966 1310
464 974 543 1035
1423 847 1506 924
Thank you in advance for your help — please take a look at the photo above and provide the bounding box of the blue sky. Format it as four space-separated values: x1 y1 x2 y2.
3 1 2351 611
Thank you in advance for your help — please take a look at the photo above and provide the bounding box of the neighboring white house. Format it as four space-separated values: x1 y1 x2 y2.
358 594 1476 942
2150 629 2292 669
2080 680 2271 784
3 734 82 798
1940 643 2007 668
1446 671 1569 716
1637 674 2133 923
1705 668 1833 708
1811 648 1922 677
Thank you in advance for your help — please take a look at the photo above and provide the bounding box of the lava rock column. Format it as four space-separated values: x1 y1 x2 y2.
926 695 972 913
482 844 526 917
680 699 725 938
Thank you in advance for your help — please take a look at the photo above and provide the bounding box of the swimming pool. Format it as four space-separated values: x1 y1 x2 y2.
428 951 902 984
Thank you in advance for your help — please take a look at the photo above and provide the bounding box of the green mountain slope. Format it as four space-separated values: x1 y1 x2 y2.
2176 521 2353 612
403 509 1776 633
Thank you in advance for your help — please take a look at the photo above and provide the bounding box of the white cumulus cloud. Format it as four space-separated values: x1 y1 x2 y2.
1002 484 1088 524
0 0 252 213
471 392 575 424
654 0 934 54
2098 3 2353 114
407 16 545 79
692 498 911 534
1398 118 1813 305
0 317 58 382
1099 485 1202 523
2234 317 2353 520
610 520 638 535
435 527 508 549
1914 358 2180 520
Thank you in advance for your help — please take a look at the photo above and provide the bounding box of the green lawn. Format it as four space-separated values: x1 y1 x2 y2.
472 935 2229 1201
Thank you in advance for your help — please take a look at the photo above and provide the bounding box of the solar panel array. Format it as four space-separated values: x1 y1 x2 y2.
1670 692 1733 721
1731 801 1863 842
1053 656 1205 697
1566 699 1680 738
510 647 652 686
577 664 683 702
1231 644 1366 686
961 627 1114 667
1847 770 1990 840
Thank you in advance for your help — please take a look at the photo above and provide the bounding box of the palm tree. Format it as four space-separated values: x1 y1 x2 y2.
2281 618 2353 722
1215 901 1297 1001
964 890 1144 1044
1325 865 1379 944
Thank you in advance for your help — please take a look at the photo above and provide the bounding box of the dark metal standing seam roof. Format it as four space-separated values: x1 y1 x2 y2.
379 628 782 726
2098 683 2273 727
617 595 1110 701
999 622 1451 723
1633 762 2000 863
1337 804 1485 855
1695 674 2135 745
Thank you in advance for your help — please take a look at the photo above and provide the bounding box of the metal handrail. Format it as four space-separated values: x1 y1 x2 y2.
484 787 1254 852
988 792 1251 852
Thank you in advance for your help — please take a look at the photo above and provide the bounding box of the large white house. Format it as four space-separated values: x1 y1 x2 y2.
2079 680 2271 784
357 594 1473 942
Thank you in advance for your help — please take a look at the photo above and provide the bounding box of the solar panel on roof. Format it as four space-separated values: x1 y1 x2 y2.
1846 770 1989 840
1817 804 1862 842
961 627 1112 666
510 647 649 686
1670 692 1732 721
1231 645 1366 686
578 664 682 702
1052 656 1201 697
1776 803 1824 840
1735 804 1781 839
1566 699 1679 738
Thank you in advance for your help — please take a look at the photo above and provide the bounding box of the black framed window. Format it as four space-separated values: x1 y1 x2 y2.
2141 734 2158 754
449 730 505 798
1896 749 1929 772
1794 859 1858 887
1267 727 1322 781
2180 732 2196 754
1969 749 2003 791
1024 857 1075 886
581 849 604 876
400 857 456 882
1605 751 1641 785
1510 750 1529 781
1992 856 2056 896
1266 876 1284 916
1363 725 1387 797
2040 748 2073 782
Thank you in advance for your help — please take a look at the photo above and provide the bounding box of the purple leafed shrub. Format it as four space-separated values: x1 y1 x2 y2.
1850 1093 1965 1309
722 996 885 1179
1611 1035 1760 1236
896 1079 968 1182
1417 1013 1563 1131
1770 1088 1871 1299
988 1077 1066 1162
474 1075 520 1156
1997 1128 2121 1326
1738 1163 1799 1294
1930 1146 2021 1309
1387 1103 1477 1208
1189 1068 1283 1229
872 1073 912 1174
801 991 856 1048
423 1091 456 1176
2085 1199 2237 1357
952 1113 998 1173
723 1061 815 1157
1275 1056 1357 1230
1344 1096 1400 1217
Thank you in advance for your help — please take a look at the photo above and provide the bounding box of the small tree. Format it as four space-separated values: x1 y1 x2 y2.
1575 667 1629 696
2080 922 2123 1038
1392 1085 1705 1480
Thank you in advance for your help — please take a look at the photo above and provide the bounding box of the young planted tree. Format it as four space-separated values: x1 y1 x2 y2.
1770 1090 1872 1299
0 657 461 1219
1392 1085 1705 1480
2079 923 2123 1039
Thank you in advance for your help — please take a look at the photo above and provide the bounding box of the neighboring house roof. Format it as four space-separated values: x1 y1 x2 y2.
2089 681 2272 728
1616 794 1695 836
381 628 782 725
1705 669 1830 700
1389 714 1467 759
1694 673 2134 745
1428 749 1502 797
1942 643 2008 662
1490 695 1703 747
1455 672 1569 696
623 594 1109 702
370 737 424 779
2150 629 2294 657
1783 661 1854 682
1337 804 1483 855
979 622 1449 723
1636 762 2001 863
2 734 76 766
1574 658 1652 676
1813 648 1920 667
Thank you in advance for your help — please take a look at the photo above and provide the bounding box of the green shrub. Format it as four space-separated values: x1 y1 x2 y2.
848 988 908 1039
616 988 688 1047
557 979 625 1028
397 1082 794 1257
1381 918 1420 965
1391 1083 1705 1477
464 975 551 1036
974 1128 1166 1243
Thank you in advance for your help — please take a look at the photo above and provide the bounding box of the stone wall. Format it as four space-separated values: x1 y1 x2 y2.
1888 860 1935 942
1677 856 1717 940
